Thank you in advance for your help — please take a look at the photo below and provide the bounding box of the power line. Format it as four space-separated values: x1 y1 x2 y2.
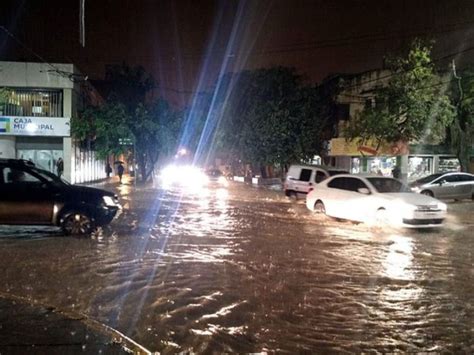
340 44 474 93
0 25 87 82
256 19 474 55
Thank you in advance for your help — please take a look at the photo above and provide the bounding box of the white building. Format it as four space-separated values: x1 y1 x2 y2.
0 61 106 183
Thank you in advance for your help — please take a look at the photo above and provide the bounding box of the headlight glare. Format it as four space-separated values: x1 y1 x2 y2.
103 195 116 206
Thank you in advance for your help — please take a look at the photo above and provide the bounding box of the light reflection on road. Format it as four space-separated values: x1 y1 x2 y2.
0 183 472 353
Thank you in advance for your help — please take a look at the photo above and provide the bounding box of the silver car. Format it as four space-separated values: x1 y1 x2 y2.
410 172 474 200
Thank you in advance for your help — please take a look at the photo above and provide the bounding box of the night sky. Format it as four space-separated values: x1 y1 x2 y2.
2 0 474 105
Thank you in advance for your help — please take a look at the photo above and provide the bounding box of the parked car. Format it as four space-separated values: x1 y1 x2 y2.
409 172 474 200
306 174 447 228
284 164 348 197
0 159 121 235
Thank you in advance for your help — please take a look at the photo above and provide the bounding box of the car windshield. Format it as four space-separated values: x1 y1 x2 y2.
367 177 410 193
415 173 444 184
29 167 69 185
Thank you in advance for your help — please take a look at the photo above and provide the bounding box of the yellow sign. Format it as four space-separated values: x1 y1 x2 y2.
329 137 409 156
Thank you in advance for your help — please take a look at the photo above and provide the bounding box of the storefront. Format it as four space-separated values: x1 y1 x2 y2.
328 138 462 181
0 116 70 174
328 137 408 178
0 61 107 183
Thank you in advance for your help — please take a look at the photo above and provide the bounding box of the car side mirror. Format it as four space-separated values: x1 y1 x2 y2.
41 181 53 190
439 179 446 185
358 187 370 194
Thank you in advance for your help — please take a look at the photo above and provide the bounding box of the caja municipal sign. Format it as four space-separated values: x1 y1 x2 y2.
0 116 70 137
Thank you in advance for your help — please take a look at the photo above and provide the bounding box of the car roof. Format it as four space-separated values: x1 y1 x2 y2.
327 173 392 179
0 158 36 167
439 171 473 176
289 164 346 171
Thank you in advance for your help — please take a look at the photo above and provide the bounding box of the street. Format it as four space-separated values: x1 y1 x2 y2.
0 180 473 353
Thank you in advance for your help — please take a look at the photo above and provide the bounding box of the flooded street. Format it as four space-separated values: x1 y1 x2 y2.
0 181 473 353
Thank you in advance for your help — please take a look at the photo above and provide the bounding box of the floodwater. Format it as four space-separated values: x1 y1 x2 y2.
0 182 473 353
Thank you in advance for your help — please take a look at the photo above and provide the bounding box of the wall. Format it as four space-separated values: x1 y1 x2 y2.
0 137 15 158
0 62 75 89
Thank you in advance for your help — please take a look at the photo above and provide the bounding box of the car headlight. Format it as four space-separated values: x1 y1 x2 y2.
411 186 421 192
437 202 447 211
102 195 116 207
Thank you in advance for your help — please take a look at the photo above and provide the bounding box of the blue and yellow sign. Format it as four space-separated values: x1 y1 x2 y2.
0 117 10 133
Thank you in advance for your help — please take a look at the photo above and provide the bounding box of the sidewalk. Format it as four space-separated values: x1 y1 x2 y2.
0 295 151 354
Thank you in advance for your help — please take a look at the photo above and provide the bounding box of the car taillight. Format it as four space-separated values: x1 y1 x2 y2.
308 187 314 192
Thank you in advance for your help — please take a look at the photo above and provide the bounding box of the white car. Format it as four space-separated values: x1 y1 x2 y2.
306 174 447 228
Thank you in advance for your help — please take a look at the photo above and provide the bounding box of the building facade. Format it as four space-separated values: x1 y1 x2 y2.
327 69 465 181
0 61 106 183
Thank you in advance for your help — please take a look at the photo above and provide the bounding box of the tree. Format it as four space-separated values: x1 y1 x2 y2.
344 40 455 150
132 100 183 182
216 67 335 175
72 64 182 182
449 67 474 172
72 102 131 159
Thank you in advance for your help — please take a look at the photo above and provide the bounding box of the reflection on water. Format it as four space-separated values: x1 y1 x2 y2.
0 185 472 353
383 235 414 280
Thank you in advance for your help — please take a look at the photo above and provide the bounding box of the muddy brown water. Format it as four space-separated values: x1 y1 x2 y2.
0 183 472 353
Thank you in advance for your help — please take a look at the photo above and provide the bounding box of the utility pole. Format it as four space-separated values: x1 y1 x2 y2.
451 60 468 172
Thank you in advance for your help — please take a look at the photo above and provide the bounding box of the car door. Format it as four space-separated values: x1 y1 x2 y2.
429 175 454 199
0 166 55 225
338 177 373 222
324 177 370 221
452 174 474 199
436 174 460 199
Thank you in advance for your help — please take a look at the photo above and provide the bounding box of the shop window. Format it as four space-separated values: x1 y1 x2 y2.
1 89 63 117
367 157 396 176
408 156 433 181
438 157 460 173
351 157 361 174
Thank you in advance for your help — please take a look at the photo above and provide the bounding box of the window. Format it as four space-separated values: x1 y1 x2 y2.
315 171 326 183
444 175 461 183
2 167 42 185
458 174 474 182
367 178 407 193
328 177 367 192
299 169 312 182
0 89 63 117
335 104 350 121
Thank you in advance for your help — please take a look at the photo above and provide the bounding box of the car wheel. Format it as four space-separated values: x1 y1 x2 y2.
421 190 434 197
61 212 94 235
314 200 326 214
375 208 388 224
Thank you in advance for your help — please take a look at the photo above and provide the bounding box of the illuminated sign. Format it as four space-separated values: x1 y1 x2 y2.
329 137 409 156
0 116 70 137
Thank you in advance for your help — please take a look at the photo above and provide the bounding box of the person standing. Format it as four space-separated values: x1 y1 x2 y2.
106 163 112 178
56 158 64 178
117 163 124 183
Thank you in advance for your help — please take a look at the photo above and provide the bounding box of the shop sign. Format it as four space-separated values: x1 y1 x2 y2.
329 137 409 156
0 116 70 137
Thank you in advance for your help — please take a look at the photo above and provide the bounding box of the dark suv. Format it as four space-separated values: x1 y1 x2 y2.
0 159 121 235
